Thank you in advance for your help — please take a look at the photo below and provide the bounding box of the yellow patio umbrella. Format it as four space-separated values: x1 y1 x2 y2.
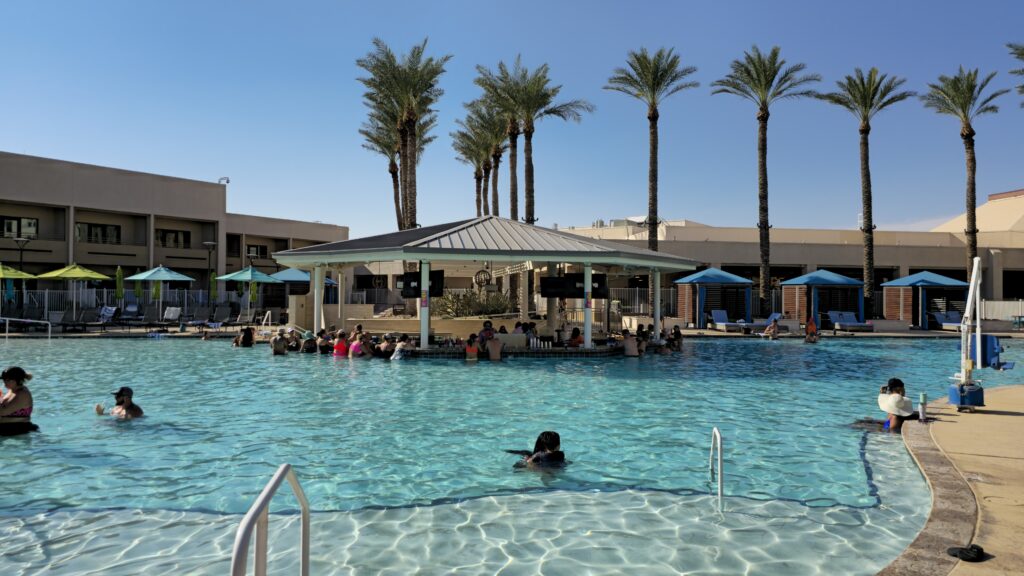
36 263 111 319
0 263 35 311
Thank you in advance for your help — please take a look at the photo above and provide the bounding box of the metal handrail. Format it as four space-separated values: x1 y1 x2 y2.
2 317 52 341
230 464 310 576
708 427 723 512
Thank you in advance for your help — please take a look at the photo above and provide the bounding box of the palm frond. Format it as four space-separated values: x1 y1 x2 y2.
604 47 699 108
921 66 1008 123
711 45 818 109
817 67 914 124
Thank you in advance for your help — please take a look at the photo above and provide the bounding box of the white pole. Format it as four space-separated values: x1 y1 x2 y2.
546 262 557 335
420 261 431 349
653 268 662 339
312 265 324 333
976 258 982 368
584 263 593 349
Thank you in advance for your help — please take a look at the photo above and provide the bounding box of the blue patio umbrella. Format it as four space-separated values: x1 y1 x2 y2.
217 266 282 314
270 268 338 286
126 265 195 320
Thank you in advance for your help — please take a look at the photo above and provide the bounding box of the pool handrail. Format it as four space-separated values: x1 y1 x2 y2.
708 427 723 512
2 317 52 340
230 463 310 576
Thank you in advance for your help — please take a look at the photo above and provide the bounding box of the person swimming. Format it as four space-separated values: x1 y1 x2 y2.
506 431 566 468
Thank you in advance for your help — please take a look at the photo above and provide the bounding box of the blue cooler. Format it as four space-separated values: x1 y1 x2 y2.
949 384 985 412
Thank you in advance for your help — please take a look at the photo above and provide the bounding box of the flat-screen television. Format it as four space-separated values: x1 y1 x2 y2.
539 276 570 298
558 273 609 299
399 270 444 298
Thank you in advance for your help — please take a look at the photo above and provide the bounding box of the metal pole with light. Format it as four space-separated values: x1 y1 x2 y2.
14 237 30 313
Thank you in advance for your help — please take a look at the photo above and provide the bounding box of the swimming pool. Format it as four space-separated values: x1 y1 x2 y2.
1 337 1016 574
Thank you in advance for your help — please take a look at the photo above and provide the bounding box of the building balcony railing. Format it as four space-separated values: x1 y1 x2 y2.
0 233 67 242
77 238 148 247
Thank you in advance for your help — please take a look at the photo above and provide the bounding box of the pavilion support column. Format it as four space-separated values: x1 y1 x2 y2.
519 267 529 322
584 263 593 349
336 266 345 323
546 262 557 334
420 261 431 348
312 264 324 333
652 268 661 339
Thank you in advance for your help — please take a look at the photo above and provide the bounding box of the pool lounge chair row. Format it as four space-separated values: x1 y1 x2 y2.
710 310 783 333
827 311 873 332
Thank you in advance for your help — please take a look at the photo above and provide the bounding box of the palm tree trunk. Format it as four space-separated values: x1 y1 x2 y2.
963 125 978 274
756 108 771 310
524 128 535 225
491 153 501 218
508 122 520 221
397 125 410 230
475 171 483 217
481 162 491 216
648 108 659 252
405 117 418 228
390 157 402 230
859 125 874 318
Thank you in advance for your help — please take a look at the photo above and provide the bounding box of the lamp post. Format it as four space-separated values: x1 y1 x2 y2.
14 237 30 312
203 241 216 307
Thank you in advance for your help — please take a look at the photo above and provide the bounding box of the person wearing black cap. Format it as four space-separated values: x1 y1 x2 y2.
95 387 144 419
1 366 38 435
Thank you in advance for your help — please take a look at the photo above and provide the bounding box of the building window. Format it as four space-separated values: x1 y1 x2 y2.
226 235 241 257
75 222 122 245
246 244 268 259
1 216 39 239
156 229 191 249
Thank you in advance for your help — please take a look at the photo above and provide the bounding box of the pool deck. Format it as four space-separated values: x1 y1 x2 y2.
880 385 1024 575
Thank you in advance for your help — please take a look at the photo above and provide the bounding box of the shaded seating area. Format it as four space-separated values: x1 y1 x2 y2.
781 270 867 331
675 268 752 330
881 271 968 330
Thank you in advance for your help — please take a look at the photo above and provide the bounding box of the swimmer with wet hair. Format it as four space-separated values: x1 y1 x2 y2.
506 431 566 468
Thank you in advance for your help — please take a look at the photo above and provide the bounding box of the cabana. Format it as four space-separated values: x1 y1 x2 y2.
674 268 752 329
271 216 698 349
881 271 968 330
781 269 864 329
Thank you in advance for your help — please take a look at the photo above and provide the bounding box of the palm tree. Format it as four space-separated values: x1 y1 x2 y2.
516 63 594 225
357 38 451 229
921 67 1009 273
451 128 486 216
461 100 507 217
475 60 522 220
711 46 820 309
360 112 437 230
817 68 914 316
605 47 698 251
1010 43 1024 107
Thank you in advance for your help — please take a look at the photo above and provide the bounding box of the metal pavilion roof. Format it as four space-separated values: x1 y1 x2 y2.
273 216 698 271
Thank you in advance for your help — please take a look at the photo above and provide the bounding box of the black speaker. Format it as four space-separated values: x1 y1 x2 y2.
563 273 608 299
539 276 570 298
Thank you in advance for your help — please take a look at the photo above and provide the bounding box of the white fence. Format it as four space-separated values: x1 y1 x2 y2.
0 289 263 318
981 300 1024 321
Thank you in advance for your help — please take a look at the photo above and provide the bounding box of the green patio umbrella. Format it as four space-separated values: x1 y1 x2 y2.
217 266 282 315
114 266 125 301
0 263 34 311
37 263 111 319
126 266 195 321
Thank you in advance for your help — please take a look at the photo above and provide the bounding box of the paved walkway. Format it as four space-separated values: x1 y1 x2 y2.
931 386 1024 575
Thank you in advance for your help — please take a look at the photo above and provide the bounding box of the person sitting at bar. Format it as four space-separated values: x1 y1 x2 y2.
567 327 585 348
622 330 640 357
486 334 503 361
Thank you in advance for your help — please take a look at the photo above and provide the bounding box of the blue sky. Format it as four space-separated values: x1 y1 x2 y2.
2 1 1022 237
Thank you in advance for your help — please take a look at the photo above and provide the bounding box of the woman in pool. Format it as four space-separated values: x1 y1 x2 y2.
878 378 919 432
0 366 38 436
333 332 349 356
232 327 254 348
567 327 584 348
465 333 479 361
507 431 565 468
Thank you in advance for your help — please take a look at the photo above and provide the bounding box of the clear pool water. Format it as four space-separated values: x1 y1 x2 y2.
1 337 1016 574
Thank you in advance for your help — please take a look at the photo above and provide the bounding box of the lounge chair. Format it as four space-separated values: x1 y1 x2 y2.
227 308 255 327
710 309 745 332
85 306 120 332
151 307 183 330
60 307 99 333
750 312 783 332
128 305 160 329
932 310 962 332
186 306 210 329
831 311 873 332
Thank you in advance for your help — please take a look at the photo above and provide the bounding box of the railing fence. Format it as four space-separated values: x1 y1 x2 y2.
981 299 1024 321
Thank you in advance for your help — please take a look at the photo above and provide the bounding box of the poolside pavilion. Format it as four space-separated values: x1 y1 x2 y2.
271 216 698 348
780 269 864 327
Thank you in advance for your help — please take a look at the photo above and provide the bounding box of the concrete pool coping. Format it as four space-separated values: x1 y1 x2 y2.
879 385 1024 575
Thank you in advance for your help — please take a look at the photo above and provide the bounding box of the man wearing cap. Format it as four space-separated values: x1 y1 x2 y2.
95 387 144 419
270 328 289 356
